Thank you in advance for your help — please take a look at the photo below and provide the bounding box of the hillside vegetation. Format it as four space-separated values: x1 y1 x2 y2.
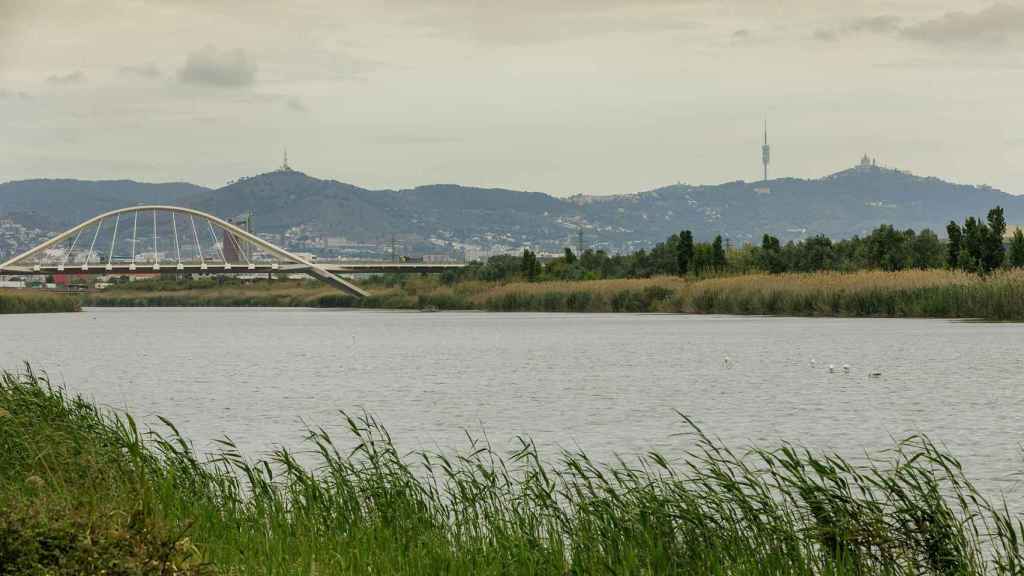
5 162 1023 254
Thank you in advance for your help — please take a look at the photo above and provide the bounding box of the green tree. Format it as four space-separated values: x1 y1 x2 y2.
520 249 542 281
866 225 912 271
794 235 835 272
471 255 521 282
961 217 987 273
760 234 785 274
677 230 694 276
711 235 727 272
1009 229 1024 268
692 243 713 275
946 221 962 269
649 234 680 275
910 229 944 269
563 247 577 264
984 206 1006 272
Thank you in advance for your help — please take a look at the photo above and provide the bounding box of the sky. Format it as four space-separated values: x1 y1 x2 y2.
1 0 1023 196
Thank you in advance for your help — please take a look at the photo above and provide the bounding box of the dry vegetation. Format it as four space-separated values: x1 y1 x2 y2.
0 289 80 314
85 269 1024 320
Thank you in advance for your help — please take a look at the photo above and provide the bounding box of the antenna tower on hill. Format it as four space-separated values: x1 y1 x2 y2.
761 119 770 182
280 148 292 172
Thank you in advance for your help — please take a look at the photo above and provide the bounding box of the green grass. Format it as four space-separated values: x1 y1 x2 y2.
0 290 80 314
2 367 1023 574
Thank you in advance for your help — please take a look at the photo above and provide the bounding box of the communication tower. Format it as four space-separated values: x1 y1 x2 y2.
761 120 770 182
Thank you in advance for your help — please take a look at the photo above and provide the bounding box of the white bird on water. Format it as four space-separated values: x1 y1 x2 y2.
723 354 733 368
810 357 817 368
828 364 836 373
842 363 851 374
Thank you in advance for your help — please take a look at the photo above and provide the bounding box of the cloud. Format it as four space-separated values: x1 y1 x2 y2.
177 46 256 87
846 15 901 35
901 3 1024 47
46 71 86 85
813 4 1024 50
394 0 700 45
813 15 901 43
0 90 30 100
813 29 838 43
120 63 161 79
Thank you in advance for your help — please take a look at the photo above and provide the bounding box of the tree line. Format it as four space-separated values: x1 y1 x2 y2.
443 206 1024 283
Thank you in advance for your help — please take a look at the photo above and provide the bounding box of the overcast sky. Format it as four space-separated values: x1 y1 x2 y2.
2 0 1022 195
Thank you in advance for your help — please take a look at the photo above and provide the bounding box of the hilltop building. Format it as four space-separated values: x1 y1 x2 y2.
858 154 878 170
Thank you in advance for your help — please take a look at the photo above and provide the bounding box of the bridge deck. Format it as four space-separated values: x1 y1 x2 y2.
0 262 465 275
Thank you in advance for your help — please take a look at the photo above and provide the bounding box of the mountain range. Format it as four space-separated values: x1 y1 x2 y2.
2 160 1021 257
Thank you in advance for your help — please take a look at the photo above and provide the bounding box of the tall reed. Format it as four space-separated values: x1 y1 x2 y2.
85 269 1024 320
2 367 1022 574
0 289 80 314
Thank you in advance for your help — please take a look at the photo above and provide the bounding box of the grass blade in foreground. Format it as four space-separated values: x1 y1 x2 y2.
1 367 1021 574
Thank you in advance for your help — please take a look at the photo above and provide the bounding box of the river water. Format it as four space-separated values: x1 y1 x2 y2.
1 308 1022 500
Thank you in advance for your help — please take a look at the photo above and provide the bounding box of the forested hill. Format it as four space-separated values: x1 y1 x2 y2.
0 179 209 230
576 165 1024 249
2 162 1022 253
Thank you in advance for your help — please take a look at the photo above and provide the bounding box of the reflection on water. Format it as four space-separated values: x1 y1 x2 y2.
2 307 1022 502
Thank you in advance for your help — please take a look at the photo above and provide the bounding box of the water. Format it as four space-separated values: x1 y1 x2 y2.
2 308 1022 500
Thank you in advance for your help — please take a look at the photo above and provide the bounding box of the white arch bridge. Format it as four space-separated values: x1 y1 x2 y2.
0 205 464 298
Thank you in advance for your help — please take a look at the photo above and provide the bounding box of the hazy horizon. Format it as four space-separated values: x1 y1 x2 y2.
3 160 1021 199
3 1 1023 196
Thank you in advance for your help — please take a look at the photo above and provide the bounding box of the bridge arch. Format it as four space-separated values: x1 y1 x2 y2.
0 205 369 297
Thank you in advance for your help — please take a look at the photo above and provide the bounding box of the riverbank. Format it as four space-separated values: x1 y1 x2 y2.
0 289 80 314
2 367 1022 575
85 269 1024 320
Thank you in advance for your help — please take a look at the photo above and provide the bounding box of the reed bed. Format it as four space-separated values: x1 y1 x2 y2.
673 269 1024 320
473 277 686 312
0 289 80 314
84 269 1024 320
2 367 1023 575
88 284 341 308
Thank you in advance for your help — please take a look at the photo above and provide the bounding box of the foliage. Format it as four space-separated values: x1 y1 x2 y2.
986 206 1007 271
0 290 80 314
1009 229 1024 268
2 367 1023 575
947 221 962 269
448 208 1008 284
87 267 1024 321
761 234 785 273
677 230 694 275
950 208 1007 274
711 235 727 271
520 249 542 281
